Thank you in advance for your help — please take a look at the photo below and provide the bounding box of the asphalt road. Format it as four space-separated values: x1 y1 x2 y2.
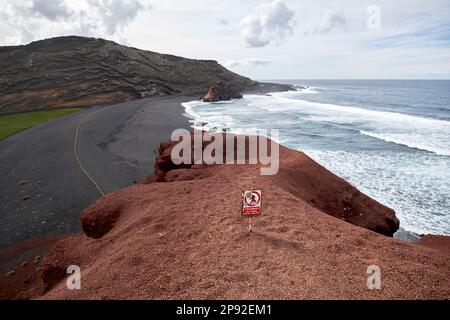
0 96 190 250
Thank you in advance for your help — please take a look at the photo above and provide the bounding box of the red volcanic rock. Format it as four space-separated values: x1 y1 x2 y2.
80 194 124 239
203 81 243 102
35 134 449 299
420 235 450 253
0 236 60 300
147 132 399 236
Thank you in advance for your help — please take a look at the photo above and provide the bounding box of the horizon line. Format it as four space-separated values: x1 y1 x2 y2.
258 78 450 81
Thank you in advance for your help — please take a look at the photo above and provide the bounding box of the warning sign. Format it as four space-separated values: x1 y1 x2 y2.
242 190 262 216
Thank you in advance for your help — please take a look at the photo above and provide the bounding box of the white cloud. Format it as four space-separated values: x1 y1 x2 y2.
0 0 150 45
247 58 271 66
89 0 145 35
316 9 347 34
31 0 73 20
240 0 295 48
225 58 271 68
1 0 449 79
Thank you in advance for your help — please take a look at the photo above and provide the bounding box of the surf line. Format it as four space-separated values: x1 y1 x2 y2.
74 107 108 197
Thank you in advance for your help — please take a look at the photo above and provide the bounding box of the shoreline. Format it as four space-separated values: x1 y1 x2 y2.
179 85 450 240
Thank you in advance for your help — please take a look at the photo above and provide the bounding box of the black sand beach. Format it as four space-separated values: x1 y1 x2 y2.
0 95 191 255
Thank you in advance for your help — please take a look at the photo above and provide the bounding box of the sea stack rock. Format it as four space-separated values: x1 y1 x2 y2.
202 81 243 102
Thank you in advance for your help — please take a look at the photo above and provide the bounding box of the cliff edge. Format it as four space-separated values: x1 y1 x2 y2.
29 134 449 300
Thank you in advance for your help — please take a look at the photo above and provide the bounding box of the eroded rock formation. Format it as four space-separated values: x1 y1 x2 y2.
202 81 243 102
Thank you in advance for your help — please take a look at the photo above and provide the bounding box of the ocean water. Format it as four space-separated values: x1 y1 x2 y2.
182 80 450 237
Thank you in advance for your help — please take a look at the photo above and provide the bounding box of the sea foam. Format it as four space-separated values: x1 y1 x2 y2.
181 87 450 235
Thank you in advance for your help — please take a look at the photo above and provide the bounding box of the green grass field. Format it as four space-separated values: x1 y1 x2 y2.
0 108 84 141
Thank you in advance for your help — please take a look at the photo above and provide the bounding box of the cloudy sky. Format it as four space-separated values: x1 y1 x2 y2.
1 0 449 79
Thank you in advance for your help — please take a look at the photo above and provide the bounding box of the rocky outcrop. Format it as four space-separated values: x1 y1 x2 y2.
80 194 124 239
202 81 243 102
147 132 399 236
0 36 257 114
34 133 450 299
420 235 450 253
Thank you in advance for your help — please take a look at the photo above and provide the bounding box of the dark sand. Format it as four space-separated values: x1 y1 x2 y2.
0 95 191 252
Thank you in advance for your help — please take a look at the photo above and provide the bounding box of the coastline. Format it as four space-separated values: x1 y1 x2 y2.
0 2 448 303
1 87 449 300
181 81 450 239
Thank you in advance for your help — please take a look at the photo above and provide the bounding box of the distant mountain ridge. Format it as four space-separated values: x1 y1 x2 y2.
0 36 258 114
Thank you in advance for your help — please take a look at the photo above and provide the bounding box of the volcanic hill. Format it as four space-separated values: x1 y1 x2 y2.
0 36 259 114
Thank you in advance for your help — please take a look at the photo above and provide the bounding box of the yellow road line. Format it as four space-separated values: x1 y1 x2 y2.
74 108 106 197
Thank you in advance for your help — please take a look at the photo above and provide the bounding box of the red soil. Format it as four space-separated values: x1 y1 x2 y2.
420 235 450 254
0 236 60 300
11 134 450 299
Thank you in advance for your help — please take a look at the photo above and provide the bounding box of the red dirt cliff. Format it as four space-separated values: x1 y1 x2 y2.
27 134 449 299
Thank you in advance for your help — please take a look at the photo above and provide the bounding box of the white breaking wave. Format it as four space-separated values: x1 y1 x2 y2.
360 131 450 156
181 92 450 236
302 87 320 94
183 95 450 157
182 100 199 119
306 150 450 236
294 86 320 94
182 100 237 131
267 94 450 157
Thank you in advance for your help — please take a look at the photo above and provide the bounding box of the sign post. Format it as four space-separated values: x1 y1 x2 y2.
242 190 262 232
